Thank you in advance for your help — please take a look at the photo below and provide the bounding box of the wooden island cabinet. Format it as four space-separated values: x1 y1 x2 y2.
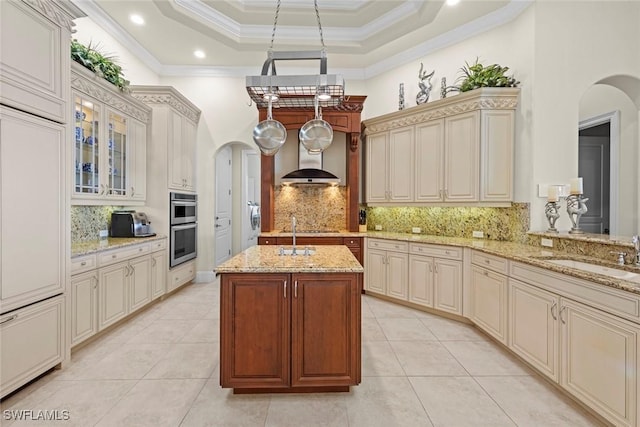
217 245 363 393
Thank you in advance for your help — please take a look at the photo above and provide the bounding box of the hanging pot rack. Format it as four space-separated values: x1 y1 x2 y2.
245 0 344 109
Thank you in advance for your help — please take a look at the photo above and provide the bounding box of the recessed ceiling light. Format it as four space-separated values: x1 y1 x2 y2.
446 0 460 5
129 14 145 25
194 50 206 59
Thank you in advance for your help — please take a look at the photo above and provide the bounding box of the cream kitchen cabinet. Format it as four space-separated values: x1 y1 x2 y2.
151 246 167 300
98 254 150 330
365 128 414 203
508 278 559 382
0 295 64 398
70 238 165 347
0 0 79 123
1 107 67 313
408 243 463 315
469 251 509 345
509 260 640 427
70 270 98 347
71 62 150 204
362 88 518 205
167 260 196 293
130 86 201 194
364 239 409 299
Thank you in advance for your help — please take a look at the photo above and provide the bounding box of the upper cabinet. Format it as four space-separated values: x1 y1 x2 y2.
0 0 80 123
130 86 201 193
363 88 518 206
71 62 151 204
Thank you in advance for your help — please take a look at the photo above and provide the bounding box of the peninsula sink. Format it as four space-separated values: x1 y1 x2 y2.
547 259 640 284
279 246 316 256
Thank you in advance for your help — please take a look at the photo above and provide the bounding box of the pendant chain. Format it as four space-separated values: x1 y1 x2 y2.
269 0 326 50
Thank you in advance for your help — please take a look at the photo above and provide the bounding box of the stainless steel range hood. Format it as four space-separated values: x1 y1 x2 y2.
281 142 340 184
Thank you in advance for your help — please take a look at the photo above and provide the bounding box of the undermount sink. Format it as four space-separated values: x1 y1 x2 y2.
547 259 640 284
278 246 316 256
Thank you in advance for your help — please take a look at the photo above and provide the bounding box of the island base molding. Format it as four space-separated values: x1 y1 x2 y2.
233 385 350 394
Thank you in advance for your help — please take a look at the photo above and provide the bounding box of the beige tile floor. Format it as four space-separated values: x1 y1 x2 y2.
1 279 606 427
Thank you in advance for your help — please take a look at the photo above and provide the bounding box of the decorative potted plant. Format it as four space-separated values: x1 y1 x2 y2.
71 39 130 91
455 58 519 92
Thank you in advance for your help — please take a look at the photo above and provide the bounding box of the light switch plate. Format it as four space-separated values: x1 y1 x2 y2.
412 227 421 234
541 238 553 248
472 230 484 238
375 224 382 231
99 229 109 239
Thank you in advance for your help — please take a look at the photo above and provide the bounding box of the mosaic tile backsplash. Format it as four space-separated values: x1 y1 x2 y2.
71 205 121 242
274 185 347 231
364 203 531 243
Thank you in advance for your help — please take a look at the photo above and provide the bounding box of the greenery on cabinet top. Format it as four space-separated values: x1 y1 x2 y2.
71 40 129 91
456 58 520 92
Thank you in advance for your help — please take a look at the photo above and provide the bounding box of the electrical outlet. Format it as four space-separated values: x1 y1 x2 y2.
541 238 553 248
374 224 383 231
412 227 421 234
472 230 484 238
99 229 109 240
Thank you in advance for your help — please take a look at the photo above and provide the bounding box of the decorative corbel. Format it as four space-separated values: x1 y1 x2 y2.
350 133 360 152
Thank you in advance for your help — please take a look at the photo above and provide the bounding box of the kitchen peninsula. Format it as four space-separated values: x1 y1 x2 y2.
216 245 363 393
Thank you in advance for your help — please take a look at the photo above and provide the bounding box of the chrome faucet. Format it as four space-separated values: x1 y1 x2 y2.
291 216 297 255
633 235 640 266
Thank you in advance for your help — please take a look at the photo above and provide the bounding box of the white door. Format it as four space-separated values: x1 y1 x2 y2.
214 146 232 266
241 149 261 250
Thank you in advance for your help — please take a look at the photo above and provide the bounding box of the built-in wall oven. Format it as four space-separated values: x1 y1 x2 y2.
170 192 197 267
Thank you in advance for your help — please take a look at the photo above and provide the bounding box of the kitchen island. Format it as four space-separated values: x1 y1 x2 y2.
216 245 364 393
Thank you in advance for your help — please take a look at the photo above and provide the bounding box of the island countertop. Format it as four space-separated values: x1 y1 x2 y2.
215 245 364 274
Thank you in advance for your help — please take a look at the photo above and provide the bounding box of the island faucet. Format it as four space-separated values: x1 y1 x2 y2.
633 235 640 266
291 216 297 255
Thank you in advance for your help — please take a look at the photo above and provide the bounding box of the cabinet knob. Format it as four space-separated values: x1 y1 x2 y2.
139 248 143 252
112 254 117 259
485 259 490 264
445 251 450 255
80 261 87 266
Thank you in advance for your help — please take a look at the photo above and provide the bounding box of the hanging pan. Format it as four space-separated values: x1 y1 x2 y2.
253 97 287 156
299 96 333 153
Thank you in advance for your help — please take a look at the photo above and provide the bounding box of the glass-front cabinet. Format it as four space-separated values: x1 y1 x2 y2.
71 62 150 204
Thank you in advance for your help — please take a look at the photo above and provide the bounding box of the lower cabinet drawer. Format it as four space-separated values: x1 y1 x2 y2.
168 261 195 292
71 254 97 275
150 238 167 252
367 238 408 252
99 243 151 267
0 295 64 398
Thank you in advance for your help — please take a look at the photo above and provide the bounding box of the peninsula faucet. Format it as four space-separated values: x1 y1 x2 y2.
633 235 640 266
291 216 297 255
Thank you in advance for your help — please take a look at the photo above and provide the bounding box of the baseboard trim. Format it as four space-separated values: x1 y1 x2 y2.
195 270 215 283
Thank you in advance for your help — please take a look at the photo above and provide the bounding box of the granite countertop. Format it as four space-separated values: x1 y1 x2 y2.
215 245 364 274
366 231 640 295
72 234 167 257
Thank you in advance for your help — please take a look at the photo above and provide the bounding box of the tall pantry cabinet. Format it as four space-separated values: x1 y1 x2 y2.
0 0 82 398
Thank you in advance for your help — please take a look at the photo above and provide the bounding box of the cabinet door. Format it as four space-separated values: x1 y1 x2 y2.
365 132 389 203
98 262 129 330
365 248 387 294
220 274 290 388
151 251 167 300
408 254 433 307
470 265 508 344
509 278 559 382
444 111 479 201
128 118 147 201
105 110 128 198
388 127 414 202
168 110 184 190
71 271 98 347
291 273 360 387
560 298 638 427
387 251 409 300
182 118 197 191
0 0 69 123
129 256 152 312
433 259 462 315
415 120 444 202
481 110 514 202
0 295 64 399
1 108 65 312
73 93 101 197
